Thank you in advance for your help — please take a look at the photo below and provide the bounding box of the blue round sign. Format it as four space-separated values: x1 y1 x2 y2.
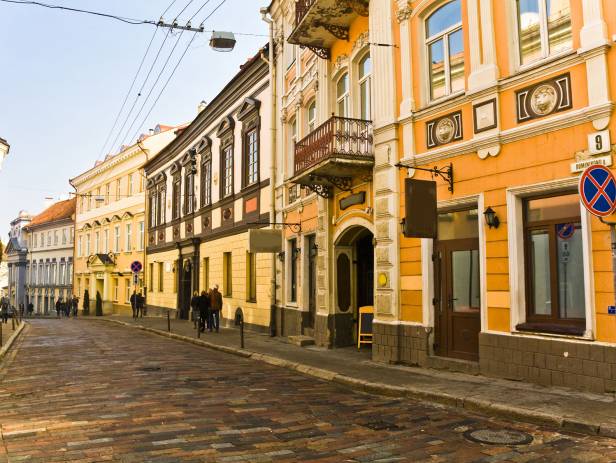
130 261 143 273
557 223 575 240
579 165 616 217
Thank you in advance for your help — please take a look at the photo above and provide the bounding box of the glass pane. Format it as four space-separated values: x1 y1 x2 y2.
426 0 461 37
360 79 371 120
337 96 349 118
448 28 464 94
526 194 579 222
557 222 585 319
452 249 480 312
359 55 371 79
517 0 542 64
429 39 446 100
546 0 572 55
530 229 551 315
336 73 348 99
438 209 479 240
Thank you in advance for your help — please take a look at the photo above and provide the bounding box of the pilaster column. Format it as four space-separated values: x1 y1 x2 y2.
396 0 413 118
371 1 400 322
580 0 608 50
467 0 499 91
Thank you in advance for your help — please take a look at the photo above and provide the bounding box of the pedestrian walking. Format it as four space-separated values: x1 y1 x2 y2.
190 291 200 329
19 303 24 320
130 291 138 320
210 284 222 333
0 299 8 324
65 300 71 318
198 290 210 333
139 292 146 317
55 298 62 318
72 296 79 317
27 302 34 318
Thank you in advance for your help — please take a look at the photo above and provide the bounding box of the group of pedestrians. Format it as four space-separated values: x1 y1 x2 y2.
129 291 146 320
190 284 223 333
55 296 79 318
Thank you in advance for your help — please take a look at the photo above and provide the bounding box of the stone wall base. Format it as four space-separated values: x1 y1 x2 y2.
479 332 616 393
372 322 429 366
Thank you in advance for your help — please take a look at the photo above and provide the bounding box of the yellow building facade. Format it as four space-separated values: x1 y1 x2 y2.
144 47 275 330
70 126 178 315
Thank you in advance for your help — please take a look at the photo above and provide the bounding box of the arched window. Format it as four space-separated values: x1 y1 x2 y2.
516 0 571 65
307 100 316 132
425 0 463 100
358 54 372 120
336 72 349 117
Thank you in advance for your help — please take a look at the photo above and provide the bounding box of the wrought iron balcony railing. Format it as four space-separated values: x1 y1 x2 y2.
294 116 373 176
295 0 316 27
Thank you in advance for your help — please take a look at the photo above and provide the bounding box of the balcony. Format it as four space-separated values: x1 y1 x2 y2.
288 0 370 59
291 116 373 198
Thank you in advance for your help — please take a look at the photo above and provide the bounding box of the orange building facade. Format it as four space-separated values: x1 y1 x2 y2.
270 0 616 393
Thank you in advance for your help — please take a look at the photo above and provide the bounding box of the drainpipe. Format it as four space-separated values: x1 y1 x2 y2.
261 7 277 337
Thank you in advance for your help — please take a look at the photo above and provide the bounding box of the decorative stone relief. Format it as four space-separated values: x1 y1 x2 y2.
335 54 348 70
396 2 412 23
426 111 463 148
516 73 572 123
353 31 370 53
473 98 498 134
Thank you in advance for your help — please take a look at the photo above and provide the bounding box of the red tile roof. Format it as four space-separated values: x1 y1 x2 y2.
26 198 76 228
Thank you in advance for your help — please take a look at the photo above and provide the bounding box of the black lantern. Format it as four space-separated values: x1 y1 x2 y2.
483 206 500 229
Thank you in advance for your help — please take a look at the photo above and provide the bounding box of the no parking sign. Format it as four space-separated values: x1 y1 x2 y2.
578 165 616 217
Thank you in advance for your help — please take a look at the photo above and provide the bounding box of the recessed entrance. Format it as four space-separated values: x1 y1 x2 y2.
335 225 374 347
178 259 192 320
434 209 481 361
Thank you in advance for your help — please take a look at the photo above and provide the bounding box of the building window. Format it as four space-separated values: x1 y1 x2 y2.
246 252 257 302
158 262 164 292
40 233 44 248
103 229 109 253
221 144 234 198
524 193 584 331
358 54 372 120
138 222 144 251
106 183 110 205
59 263 65 285
47 232 51 246
95 187 101 208
62 229 67 245
67 262 72 284
116 179 121 201
158 188 166 224
125 223 132 252
114 225 120 253
113 278 119 301
77 236 82 257
128 174 134 196
517 0 571 66
201 154 212 207
426 0 464 100
172 176 181 219
244 128 259 187
307 100 316 133
336 72 350 117
184 169 195 215
149 192 157 227
54 230 58 245
85 234 90 256
149 263 154 292
125 278 131 303
202 257 210 292
95 231 100 254
289 239 298 302
223 252 232 296
34 234 37 248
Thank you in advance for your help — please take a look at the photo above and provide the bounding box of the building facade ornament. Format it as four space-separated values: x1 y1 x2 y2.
335 53 349 70
396 2 412 23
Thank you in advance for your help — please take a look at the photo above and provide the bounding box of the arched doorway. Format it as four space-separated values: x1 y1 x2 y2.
334 225 374 347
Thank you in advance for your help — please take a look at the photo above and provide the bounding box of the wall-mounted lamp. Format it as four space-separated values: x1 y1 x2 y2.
309 242 318 258
277 251 285 262
292 247 302 259
483 206 500 229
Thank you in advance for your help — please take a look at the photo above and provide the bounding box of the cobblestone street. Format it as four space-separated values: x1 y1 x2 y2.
0 320 615 462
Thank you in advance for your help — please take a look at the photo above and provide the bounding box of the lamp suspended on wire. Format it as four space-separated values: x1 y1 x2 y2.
209 31 236 52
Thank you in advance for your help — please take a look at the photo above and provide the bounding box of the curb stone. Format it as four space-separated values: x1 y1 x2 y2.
0 322 26 362
96 317 607 437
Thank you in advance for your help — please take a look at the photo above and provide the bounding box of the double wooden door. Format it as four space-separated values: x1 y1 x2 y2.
434 238 481 361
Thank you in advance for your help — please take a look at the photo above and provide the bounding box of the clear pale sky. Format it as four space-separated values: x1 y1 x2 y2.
0 0 269 236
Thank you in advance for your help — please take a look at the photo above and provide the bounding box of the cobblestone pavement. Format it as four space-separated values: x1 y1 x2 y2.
1 321 616 462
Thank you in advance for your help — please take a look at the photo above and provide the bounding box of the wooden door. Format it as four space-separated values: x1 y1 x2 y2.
434 238 480 361
307 235 317 329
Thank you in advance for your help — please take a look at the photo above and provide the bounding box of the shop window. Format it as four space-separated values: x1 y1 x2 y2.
517 0 572 66
522 193 585 333
246 252 257 302
223 252 233 296
425 0 464 100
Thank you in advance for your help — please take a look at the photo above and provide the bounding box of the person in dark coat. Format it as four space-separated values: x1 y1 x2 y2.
55 298 62 318
130 291 138 320
210 285 222 332
27 302 34 317
190 291 200 328
136 292 145 318
198 290 210 333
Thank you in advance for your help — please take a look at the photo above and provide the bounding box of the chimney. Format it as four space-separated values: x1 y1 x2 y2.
198 100 207 113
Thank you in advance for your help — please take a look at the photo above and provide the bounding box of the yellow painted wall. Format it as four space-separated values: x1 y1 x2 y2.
145 249 179 310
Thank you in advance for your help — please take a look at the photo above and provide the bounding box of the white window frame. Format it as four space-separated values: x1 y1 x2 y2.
423 0 464 102
128 174 134 196
77 236 82 257
125 224 132 252
104 229 109 253
114 226 120 253
336 72 350 117
357 53 372 121
85 234 90 256
138 221 144 251
307 100 316 133
95 231 100 254
506 178 595 338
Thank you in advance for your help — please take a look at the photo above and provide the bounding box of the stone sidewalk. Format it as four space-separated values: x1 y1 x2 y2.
98 315 616 438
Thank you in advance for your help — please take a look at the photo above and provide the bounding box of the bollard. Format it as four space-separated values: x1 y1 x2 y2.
167 310 171 332
11 315 15 331
234 307 244 349
0 320 3 347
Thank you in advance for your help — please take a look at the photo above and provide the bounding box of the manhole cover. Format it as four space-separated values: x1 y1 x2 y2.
140 366 162 372
464 429 533 446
